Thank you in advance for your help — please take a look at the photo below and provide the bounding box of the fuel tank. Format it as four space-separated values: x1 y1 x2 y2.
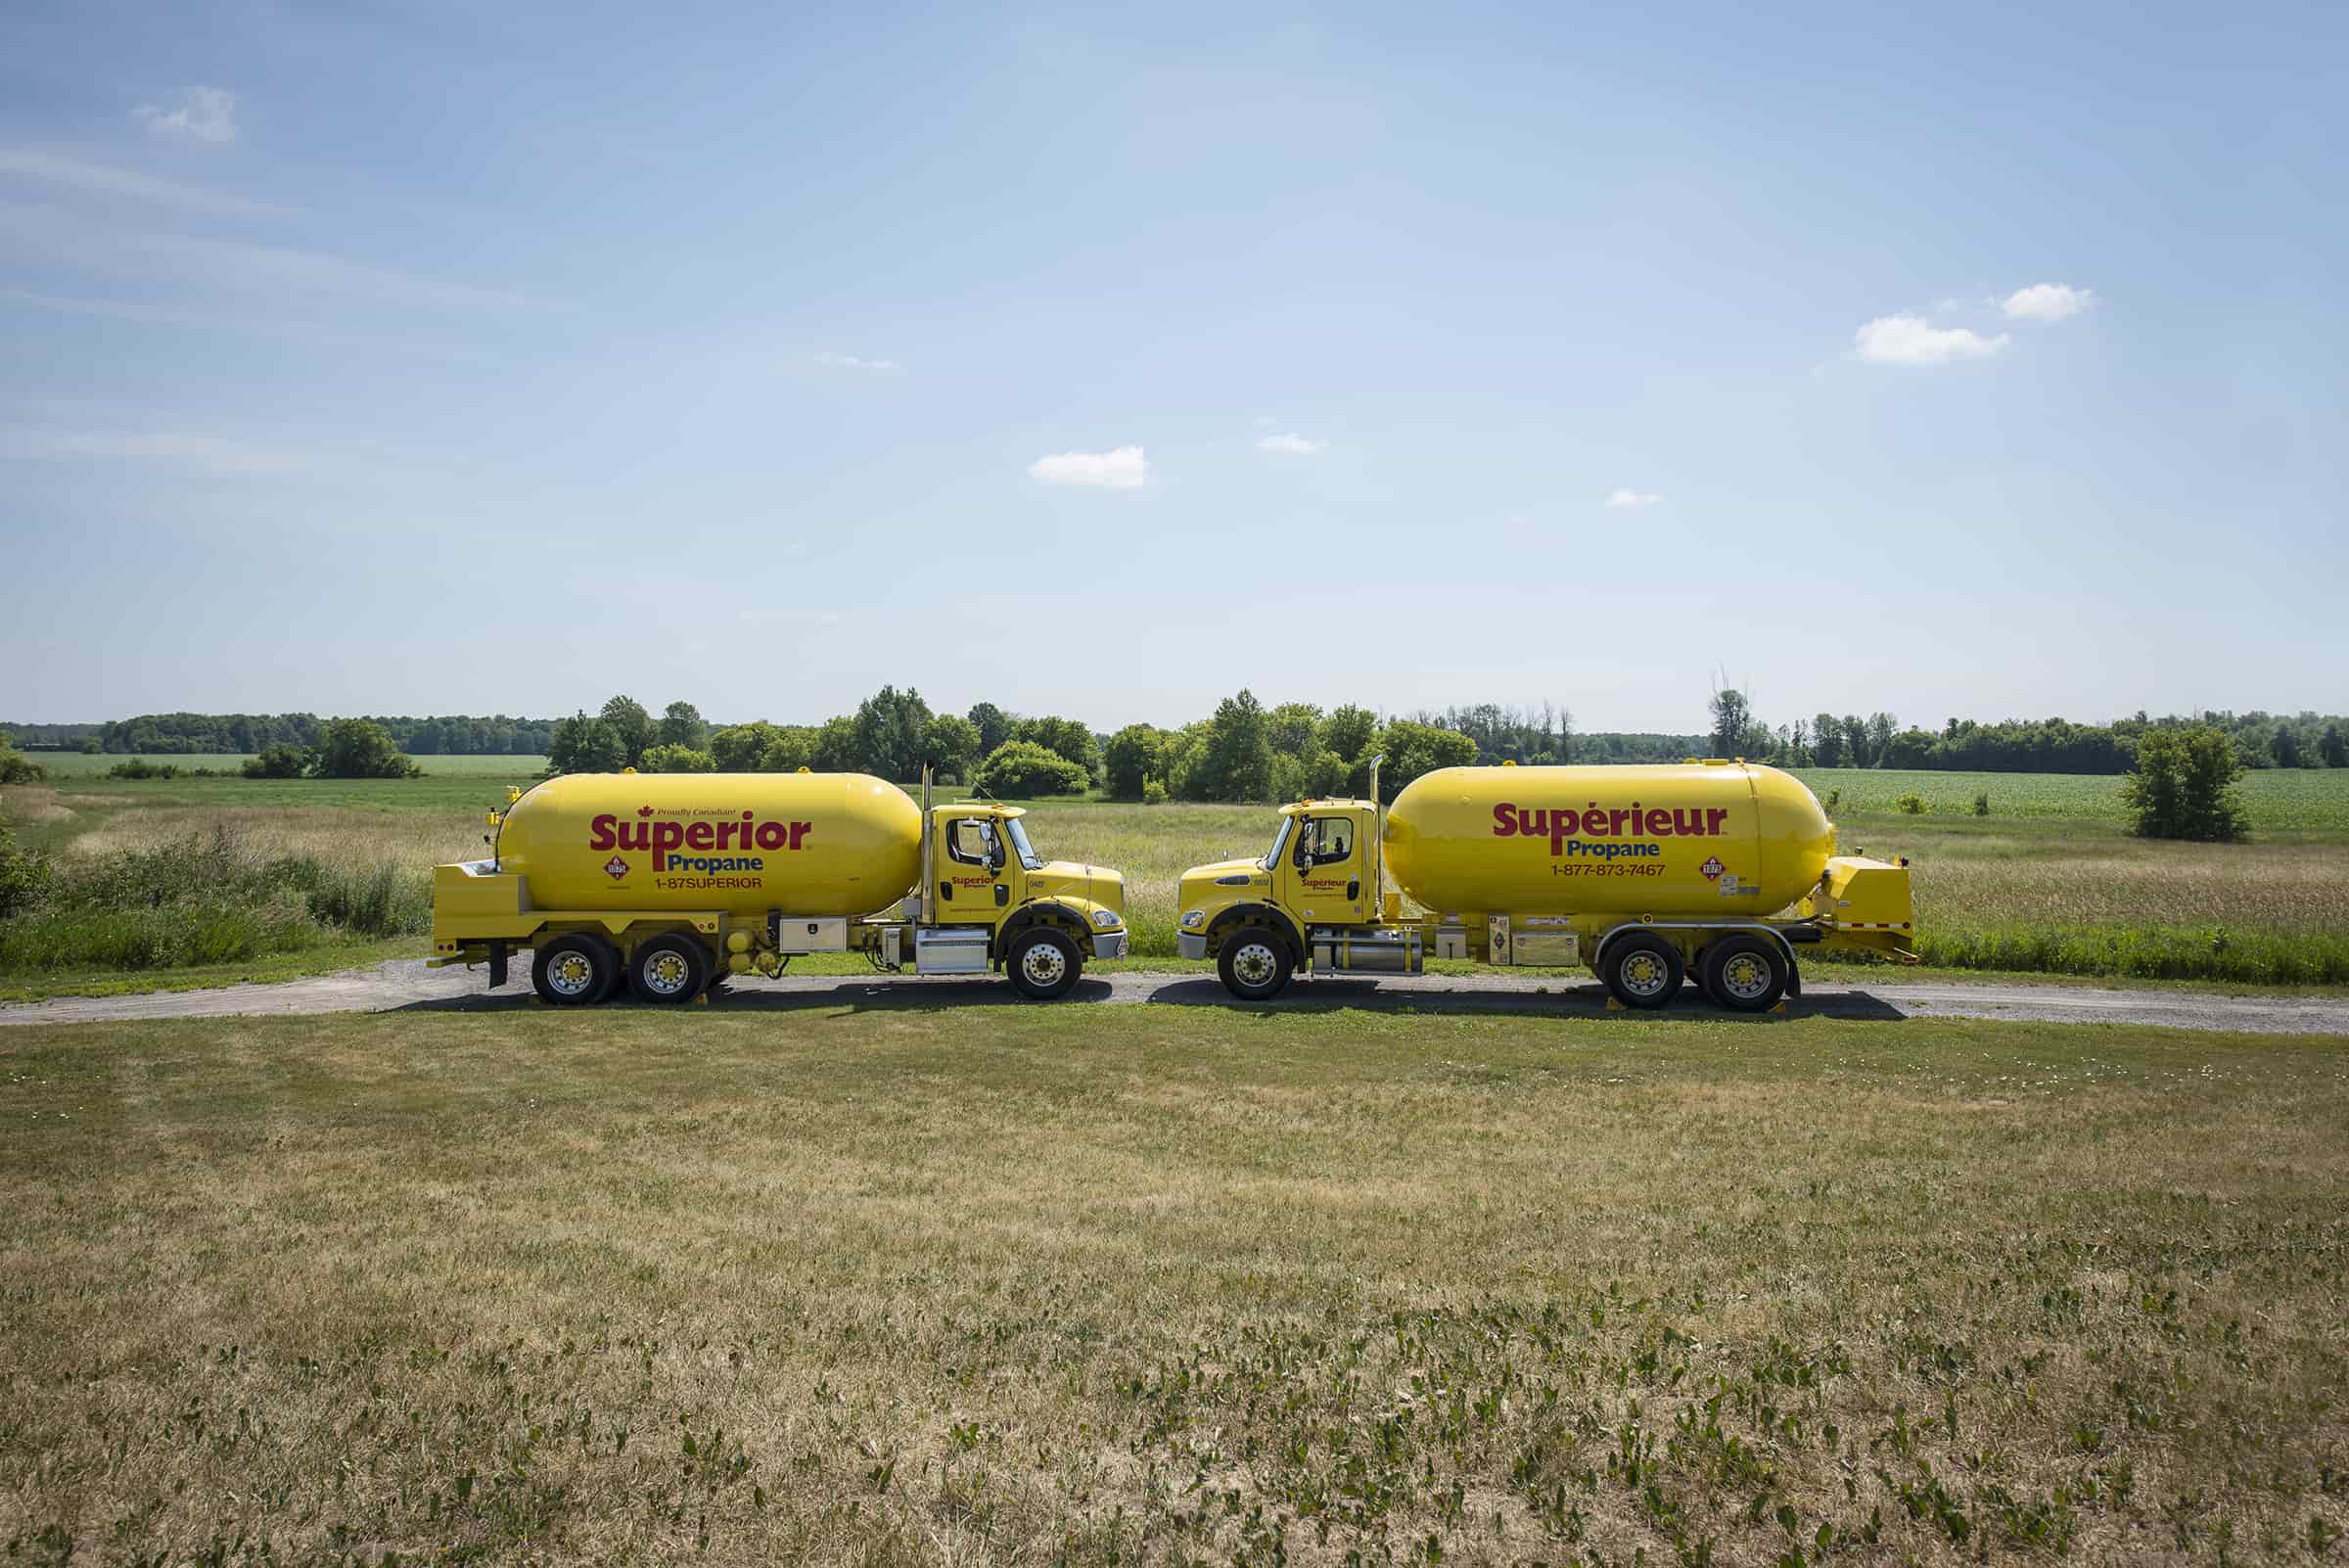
493 771 922 918
1383 762 1834 917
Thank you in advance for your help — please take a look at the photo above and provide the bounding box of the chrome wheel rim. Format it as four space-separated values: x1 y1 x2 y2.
1618 950 1671 999
1021 942 1068 987
642 948 693 996
1231 942 1278 988
1720 952 1773 1001
547 950 596 997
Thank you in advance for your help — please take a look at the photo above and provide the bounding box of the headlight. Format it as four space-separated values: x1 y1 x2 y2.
1180 909 1205 930
1092 908 1119 928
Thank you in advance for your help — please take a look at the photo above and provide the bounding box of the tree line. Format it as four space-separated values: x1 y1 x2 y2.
1705 691 2348 775
7 713 563 756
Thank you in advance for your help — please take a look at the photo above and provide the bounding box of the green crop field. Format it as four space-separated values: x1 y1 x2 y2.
4 1007 2345 1566
26 750 549 780
5 764 2349 997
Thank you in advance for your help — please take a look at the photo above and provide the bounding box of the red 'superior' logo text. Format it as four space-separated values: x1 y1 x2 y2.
1494 802 1728 856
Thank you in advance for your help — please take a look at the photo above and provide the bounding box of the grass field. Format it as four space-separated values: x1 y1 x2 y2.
3 1007 2344 1565
5 765 2349 995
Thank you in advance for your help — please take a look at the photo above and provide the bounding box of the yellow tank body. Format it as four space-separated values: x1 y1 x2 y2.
493 771 922 919
1383 762 1835 917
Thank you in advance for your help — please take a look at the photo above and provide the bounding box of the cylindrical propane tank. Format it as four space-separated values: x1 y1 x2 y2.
1383 761 1834 916
491 771 922 918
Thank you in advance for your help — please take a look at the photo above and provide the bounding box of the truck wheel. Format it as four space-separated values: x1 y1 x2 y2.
533 933 619 1006
1602 933 1683 1010
1218 925 1293 1001
1007 929 1082 1000
1701 935 1787 1013
630 933 711 1004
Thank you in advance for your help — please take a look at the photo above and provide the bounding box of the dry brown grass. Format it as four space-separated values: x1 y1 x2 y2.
4 1007 2345 1565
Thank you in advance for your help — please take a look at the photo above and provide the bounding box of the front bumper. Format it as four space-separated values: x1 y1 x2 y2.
1177 932 1208 961
1092 931 1129 960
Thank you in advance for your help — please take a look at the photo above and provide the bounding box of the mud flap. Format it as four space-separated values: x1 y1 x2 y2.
488 942 509 989
1784 958 1800 999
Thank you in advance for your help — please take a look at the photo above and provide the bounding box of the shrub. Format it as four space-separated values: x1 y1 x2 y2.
0 820 52 918
974 740 1090 798
243 744 308 779
109 758 180 779
1972 791 1991 816
639 743 716 773
310 718 421 779
2123 725 2249 842
1141 778 1169 805
300 860 430 938
0 736 45 784
1896 791 1927 814
1825 787 1841 810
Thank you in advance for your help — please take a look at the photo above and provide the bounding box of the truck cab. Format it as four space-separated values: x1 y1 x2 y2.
908 802 1128 996
1176 797 1388 993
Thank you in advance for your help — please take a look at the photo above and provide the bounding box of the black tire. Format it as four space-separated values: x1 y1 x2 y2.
1700 935 1788 1013
1602 932 1683 1010
629 933 711 1004
532 933 619 1006
1006 929 1082 1000
1218 924 1294 1001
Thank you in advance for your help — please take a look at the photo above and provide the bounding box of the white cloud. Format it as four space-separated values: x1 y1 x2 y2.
132 87 240 146
1853 312 2009 366
0 427 300 475
1605 488 1662 509
1028 445 1146 488
2001 283 2094 322
814 351 899 372
0 149 282 215
1256 433 1321 455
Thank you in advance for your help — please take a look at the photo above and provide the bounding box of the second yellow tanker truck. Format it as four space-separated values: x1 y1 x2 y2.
431 770 1128 1004
1176 759 1914 1011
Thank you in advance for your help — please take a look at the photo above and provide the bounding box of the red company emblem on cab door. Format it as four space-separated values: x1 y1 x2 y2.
1699 856 1725 881
603 855 629 880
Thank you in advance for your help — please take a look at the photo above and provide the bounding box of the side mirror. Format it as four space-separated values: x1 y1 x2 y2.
1291 839 1313 871
988 847 1006 874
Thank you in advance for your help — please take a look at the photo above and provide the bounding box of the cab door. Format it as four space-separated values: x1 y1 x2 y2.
937 814 1010 925
1276 811 1367 925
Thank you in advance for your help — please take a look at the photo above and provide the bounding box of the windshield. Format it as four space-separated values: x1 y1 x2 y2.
1002 816 1045 871
1259 817 1292 872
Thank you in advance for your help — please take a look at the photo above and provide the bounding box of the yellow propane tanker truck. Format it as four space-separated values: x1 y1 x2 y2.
430 771 1128 1005
1176 759 1915 1012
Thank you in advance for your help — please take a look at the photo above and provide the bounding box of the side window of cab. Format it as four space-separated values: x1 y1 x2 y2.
945 818 998 867
1309 816 1354 865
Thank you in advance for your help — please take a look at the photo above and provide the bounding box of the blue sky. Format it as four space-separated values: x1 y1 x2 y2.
3 1 2342 733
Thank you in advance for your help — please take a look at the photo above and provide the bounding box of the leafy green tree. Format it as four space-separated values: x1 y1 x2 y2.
2123 725 2249 842
974 740 1089 798
599 696 656 767
924 714 982 783
2324 724 2348 768
241 744 307 779
1377 718 1476 797
810 715 861 772
1015 715 1097 775
1183 690 1274 803
1321 705 1377 766
547 713 627 774
966 703 1014 756
1306 749 1350 797
1810 714 1844 768
709 722 778 771
852 686 934 781
760 727 816 772
308 718 421 779
2272 725 2304 768
658 701 708 749
1103 724 1164 798
1707 686 1751 758
640 743 715 773
1266 703 1322 760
